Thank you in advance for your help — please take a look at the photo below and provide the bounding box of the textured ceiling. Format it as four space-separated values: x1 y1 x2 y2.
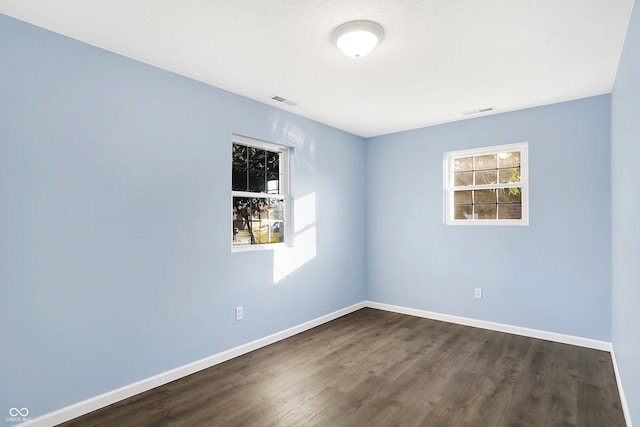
0 0 635 137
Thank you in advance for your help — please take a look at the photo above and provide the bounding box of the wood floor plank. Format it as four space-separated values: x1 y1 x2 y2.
59 308 626 426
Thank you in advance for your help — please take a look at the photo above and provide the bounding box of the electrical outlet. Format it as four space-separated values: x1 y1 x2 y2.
235 306 243 321
475 288 483 299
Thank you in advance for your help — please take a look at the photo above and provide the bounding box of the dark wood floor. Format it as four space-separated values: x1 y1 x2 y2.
60 308 626 427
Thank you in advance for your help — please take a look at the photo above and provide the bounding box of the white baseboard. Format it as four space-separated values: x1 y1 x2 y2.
610 347 633 427
25 300 627 426
24 301 366 427
367 301 632 425
364 301 613 352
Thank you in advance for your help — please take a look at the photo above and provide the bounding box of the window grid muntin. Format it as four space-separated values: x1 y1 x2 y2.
232 135 290 249
453 187 523 220
232 144 282 195
445 143 528 225
453 154 521 187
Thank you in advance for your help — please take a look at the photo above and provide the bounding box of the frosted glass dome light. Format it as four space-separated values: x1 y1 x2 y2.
331 21 384 59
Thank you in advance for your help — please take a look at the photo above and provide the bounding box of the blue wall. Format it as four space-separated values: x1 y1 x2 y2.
366 96 612 340
612 0 640 422
0 15 366 420
2 8 637 424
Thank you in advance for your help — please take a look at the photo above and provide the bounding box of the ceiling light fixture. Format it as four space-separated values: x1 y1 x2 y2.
331 20 384 59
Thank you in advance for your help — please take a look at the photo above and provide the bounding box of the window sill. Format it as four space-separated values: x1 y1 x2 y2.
232 242 288 253
445 219 529 226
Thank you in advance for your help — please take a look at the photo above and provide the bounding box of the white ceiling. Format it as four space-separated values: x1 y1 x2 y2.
0 0 635 137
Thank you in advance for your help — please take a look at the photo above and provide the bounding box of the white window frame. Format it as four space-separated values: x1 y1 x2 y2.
444 142 529 226
232 135 291 251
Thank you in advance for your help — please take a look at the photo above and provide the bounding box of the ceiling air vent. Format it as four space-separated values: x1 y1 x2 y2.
270 95 298 106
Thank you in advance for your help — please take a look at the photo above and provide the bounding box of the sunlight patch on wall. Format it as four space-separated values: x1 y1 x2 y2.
273 192 317 283
294 191 315 232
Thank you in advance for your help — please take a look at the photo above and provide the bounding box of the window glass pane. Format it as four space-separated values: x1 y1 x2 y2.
475 203 497 219
266 151 279 173
498 167 520 183
232 197 284 246
474 154 497 170
253 199 284 244
475 170 497 185
454 205 473 220
232 168 247 191
454 157 473 172
233 197 253 245
454 172 473 186
266 173 280 194
247 147 265 171
498 203 522 219
454 190 472 205
248 171 266 193
497 152 520 168
497 188 522 203
446 144 526 224
232 144 247 168
474 189 496 203
233 139 289 248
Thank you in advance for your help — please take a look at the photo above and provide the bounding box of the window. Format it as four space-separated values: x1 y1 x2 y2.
444 142 528 225
232 135 290 249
